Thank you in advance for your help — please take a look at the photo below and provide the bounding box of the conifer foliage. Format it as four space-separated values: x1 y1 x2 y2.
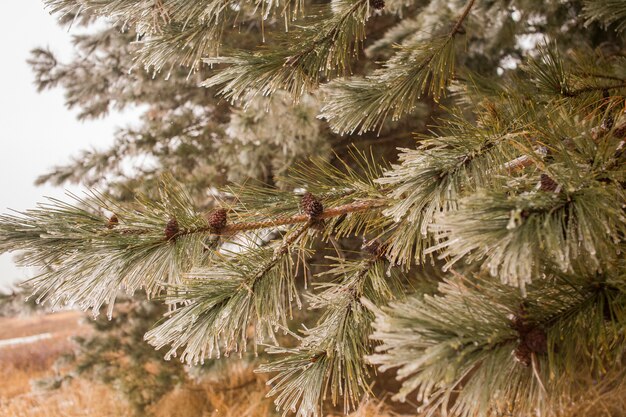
2 0 626 416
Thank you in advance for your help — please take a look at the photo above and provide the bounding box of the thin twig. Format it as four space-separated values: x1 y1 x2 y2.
451 0 476 35
110 199 387 239
245 220 313 286
198 199 386 237
565 82 626 97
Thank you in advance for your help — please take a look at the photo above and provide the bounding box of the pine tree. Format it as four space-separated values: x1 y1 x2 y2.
2 1 626 416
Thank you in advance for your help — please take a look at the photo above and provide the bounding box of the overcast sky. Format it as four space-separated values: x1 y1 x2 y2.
0 4 133 291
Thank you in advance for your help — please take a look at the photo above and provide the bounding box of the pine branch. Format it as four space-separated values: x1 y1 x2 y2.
320 0 476 135
427 115 626 291
137 22 224 72
0 176 208 316
220 148 392 240
201 0 373 102
375 113 522 266
225 147 389 219
106 198 388 237
42 0 280 70
0 193 387 316
27 28 141 120
0 148 393 314
259 254 404 417
583 0 626 32
524 42 626 105
35 107 219 188
366 266 626 417
428 184 625 292
144 224 312 364
211 199 388 235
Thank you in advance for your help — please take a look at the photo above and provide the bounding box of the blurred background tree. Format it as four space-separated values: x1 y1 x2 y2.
41 294 190 413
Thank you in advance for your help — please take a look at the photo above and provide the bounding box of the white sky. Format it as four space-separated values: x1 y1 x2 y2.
0 4 133 291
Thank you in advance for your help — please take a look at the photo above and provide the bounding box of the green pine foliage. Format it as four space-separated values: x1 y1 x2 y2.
2 0 626 416
259 254 405 416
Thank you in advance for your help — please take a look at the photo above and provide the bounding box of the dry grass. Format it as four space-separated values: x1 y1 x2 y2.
0 379 133 417
342 398 414 417
149 364 416 417
0 311 132 417
149 363 275 417
0 311 85 340
0 337 75 398
0 311 88 399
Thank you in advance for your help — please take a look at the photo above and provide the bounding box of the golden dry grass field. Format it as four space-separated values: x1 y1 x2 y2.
0 311 403 417
2 311 621 417
0 311 133 417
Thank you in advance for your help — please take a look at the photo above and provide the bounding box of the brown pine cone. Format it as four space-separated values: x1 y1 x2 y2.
511 304 548 366
301 192 324 219
514 343 532 367
369 0 385 9
511 315 530 334
510 304 531 333
164 217 179 241
539 174 559 192
524 327 547 354
207 208 228 233
107 215 119 229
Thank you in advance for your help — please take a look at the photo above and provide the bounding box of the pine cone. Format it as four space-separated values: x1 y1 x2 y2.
514 343 532 367
524 327 547 354
539 174 558 192
207 208 228 233
512 305 547 366
511 315 530 334
301 192 324 219
369 0 385 10
164 217 179 241
107 215 119 229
